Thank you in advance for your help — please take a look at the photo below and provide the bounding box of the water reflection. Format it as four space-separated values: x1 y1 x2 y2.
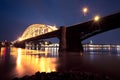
0 47 10 62
116 45 120 56
16 48 23 77
0 44 120 80
13 47 58 77
0 47 7 59
0 47 6 56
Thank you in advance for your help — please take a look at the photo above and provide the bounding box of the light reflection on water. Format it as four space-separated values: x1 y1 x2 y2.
0 47 59 80
116 45 120 55
0 45 120 80
12 47 58 77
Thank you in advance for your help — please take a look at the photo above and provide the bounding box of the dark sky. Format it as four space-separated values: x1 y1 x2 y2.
0 0 120 44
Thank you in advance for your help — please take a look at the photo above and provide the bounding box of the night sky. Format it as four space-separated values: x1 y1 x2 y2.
0 0 120 44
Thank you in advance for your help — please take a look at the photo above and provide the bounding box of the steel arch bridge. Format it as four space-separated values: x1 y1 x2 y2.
14 12 120 52
19 24 58 41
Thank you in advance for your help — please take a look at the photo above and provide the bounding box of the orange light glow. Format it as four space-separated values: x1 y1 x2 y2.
18 37 22 41
16 48 24 77
13 48 57 77
0 47 6 56
83 8 88 13
94 15 100 22
82 7 88 16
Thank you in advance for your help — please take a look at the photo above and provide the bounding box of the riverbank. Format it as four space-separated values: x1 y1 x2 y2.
12 71 111 80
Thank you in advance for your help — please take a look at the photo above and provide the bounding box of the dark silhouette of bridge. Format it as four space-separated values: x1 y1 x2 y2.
14 12 120 52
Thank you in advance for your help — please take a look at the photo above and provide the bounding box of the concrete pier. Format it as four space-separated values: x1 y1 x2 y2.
59 26 67 51
59 26 83 52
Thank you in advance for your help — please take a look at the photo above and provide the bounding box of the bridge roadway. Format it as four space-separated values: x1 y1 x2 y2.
14 12 120 52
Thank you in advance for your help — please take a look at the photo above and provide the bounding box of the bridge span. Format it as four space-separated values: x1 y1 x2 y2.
14 12 120 52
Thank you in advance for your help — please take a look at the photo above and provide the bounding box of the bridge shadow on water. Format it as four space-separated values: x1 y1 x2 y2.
58 50 120 80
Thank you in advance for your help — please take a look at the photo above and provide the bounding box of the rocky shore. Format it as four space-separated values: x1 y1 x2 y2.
12 71 112 80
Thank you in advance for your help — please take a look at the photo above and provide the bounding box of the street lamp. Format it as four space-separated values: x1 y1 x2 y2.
94 15 100 22
82 7 88 16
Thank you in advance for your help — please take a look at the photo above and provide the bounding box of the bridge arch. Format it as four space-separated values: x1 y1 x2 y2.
20 24 58 40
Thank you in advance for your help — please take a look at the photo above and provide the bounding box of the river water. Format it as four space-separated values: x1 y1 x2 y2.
0 45 120 80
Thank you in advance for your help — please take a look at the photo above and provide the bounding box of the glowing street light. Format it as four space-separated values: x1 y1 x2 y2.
82 7 88 16
94 15 100 22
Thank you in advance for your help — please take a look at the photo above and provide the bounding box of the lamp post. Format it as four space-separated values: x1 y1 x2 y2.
82 7 88 16
94 15 100 22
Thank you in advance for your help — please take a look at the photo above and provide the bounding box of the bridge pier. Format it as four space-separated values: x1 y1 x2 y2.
66 31 83 52
59 27 66 51
59 26 83 52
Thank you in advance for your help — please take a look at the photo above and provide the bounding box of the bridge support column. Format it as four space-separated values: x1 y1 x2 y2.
59 26 66 51
66 36 83 52
59 26 83 52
